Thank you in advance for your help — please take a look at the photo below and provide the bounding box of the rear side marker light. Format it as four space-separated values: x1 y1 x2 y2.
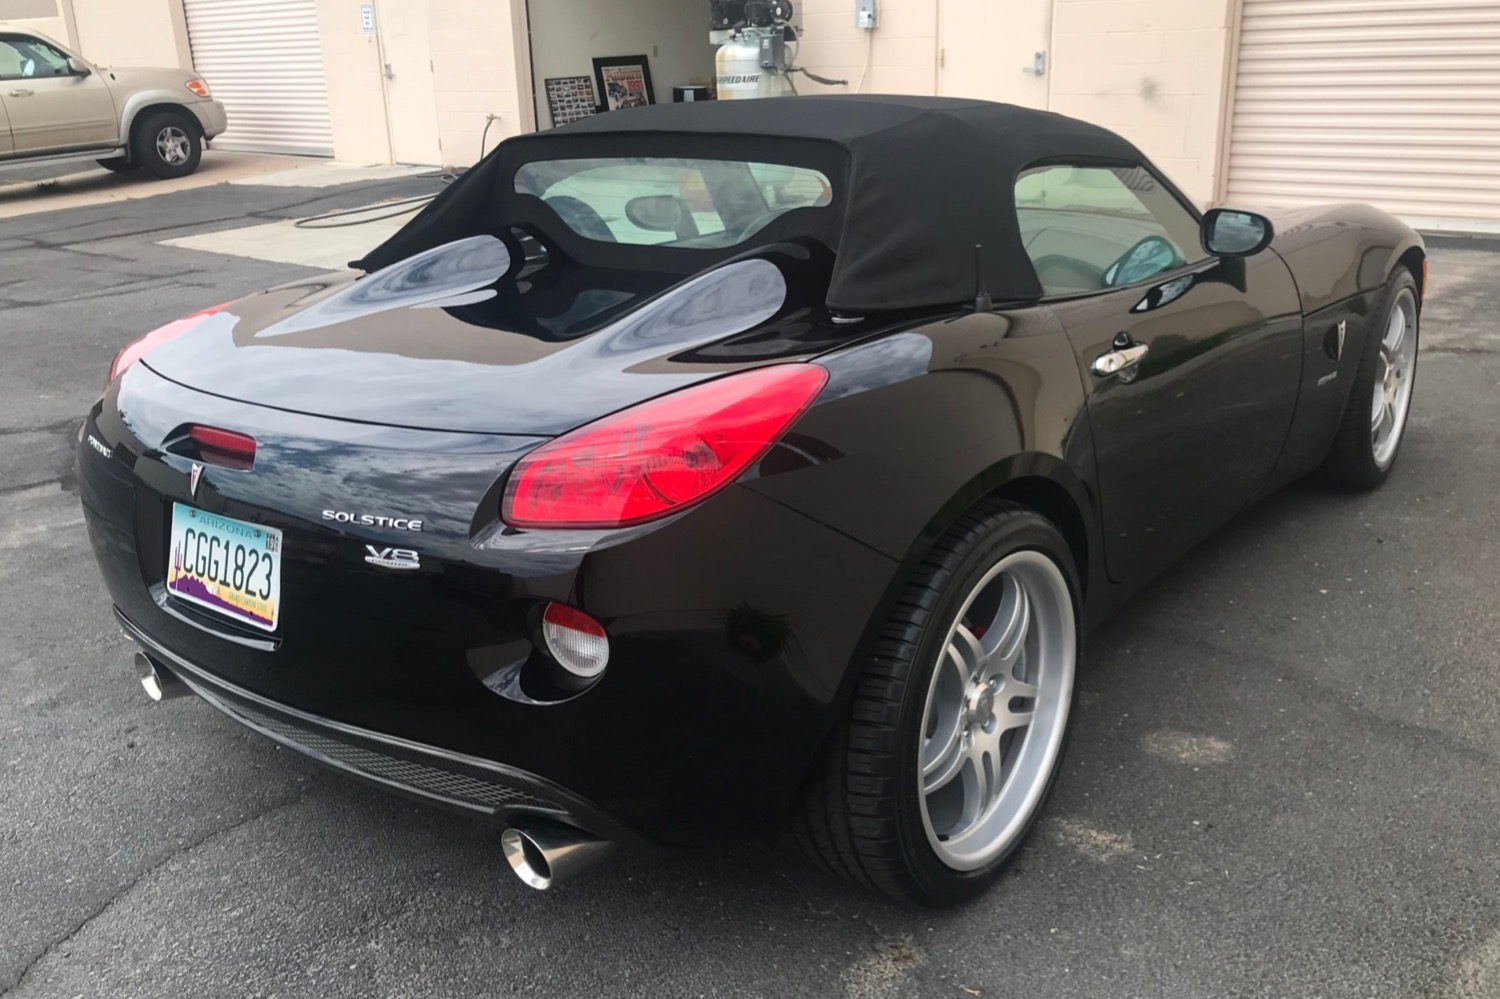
540 603 609 680
108 301 233 386
502 364 828 529
188 425 256 470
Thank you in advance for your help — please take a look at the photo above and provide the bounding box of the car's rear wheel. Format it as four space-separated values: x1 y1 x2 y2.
792 502 1080 905
96 156 135 174
131 111 202 180
1323 268 1420 489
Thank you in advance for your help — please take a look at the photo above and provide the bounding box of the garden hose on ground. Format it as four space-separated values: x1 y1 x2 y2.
293 114 500 230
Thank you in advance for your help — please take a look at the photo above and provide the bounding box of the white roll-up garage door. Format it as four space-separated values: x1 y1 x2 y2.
1227 0 1500 230
184 0 334 156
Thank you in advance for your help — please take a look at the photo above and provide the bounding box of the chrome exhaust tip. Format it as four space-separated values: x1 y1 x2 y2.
134 651 188 701
501 822 613 890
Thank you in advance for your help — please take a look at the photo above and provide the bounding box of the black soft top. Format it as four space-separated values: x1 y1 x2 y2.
355 95 1152 312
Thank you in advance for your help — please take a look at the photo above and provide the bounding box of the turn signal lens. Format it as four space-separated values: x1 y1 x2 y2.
186 79 211 97
540 602 609 679
502 364 828 529
188 425 256 470
107 302 232 386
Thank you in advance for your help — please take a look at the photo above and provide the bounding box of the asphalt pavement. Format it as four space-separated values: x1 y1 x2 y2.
3 176 1500 999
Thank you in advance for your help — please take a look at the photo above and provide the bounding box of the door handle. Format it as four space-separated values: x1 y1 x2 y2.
1092 337 1149 378
7 88 34 98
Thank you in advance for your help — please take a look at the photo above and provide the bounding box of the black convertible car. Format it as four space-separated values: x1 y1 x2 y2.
79 96 1423 905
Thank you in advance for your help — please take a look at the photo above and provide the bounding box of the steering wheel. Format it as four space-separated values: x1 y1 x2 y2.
1104 235 1183 288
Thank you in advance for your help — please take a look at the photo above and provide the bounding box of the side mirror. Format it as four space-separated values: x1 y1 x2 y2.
67 57 91 76
1202 208 1273 258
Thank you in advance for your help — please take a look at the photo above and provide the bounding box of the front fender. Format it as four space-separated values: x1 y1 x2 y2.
1266 203 1425 313
119 90 203 139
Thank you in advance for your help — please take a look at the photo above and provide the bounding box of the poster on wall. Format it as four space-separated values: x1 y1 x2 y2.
592 56 656 112
544 76 599 127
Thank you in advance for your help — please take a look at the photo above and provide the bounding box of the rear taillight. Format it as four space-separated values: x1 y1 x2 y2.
186 79 211 98
188 425 256 470
502 364 828 529
107 302 232 386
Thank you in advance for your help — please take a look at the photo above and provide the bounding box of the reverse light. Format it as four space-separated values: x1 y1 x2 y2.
188 425 256 470
540 602 609 680
186 79 211 97
107 302 232 386
501 364 828 529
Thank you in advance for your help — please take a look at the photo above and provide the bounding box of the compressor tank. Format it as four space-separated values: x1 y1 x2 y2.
715 33 795 100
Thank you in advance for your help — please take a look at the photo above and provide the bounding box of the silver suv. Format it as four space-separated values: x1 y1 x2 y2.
0 29 227 179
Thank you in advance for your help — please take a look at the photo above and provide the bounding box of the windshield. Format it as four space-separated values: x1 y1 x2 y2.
514 157 834 250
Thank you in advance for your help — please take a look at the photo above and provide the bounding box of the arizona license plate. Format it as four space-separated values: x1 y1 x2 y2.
167 504 282 632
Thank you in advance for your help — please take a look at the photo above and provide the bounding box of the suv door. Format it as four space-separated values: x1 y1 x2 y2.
1016 163 1303 585
0 34 117 153
0 91 13 156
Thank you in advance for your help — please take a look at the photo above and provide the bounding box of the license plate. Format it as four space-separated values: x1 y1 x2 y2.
167 504 282 632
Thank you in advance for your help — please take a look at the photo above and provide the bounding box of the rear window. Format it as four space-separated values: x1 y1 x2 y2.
514 157 834 249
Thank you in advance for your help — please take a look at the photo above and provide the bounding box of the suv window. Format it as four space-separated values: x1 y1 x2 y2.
0 35 73 80
1015 164 1206 297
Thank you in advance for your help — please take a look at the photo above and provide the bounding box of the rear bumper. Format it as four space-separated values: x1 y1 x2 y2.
79 365 900 845
120 609 628 837
185 99 228 140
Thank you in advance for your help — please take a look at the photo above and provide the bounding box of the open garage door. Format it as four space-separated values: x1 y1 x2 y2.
1226 0 1500 231
525 0 711 130
184 0 334 156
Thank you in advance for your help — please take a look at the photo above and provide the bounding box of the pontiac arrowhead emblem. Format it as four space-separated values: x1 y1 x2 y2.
189 462 204 499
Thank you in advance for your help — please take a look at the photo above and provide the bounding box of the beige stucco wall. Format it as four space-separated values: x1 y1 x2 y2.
314 0 392 162
791 0 1237 205
0 0 76 51
426 0 528 169
70 0 189 68
1048 0 1236 205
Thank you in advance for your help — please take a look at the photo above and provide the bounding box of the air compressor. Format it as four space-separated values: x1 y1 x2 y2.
710 0 801 100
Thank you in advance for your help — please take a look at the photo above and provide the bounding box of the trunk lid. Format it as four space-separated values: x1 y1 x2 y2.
141 237 839 436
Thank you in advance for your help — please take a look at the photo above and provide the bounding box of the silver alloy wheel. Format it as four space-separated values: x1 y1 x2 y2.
917 549 1076 871
156 125 191 166
1372 287 1418 469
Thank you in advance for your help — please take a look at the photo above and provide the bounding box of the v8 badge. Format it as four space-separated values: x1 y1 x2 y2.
365 546 421 571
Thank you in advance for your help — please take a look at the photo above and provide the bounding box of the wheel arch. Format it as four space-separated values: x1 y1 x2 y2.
1396 244 1427 302
121 97 204 145
916 454 1096 605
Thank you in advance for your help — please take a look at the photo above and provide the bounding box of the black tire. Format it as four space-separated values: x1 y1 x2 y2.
791 502 1081 906
1321 268 1421 490
96 156 135 174
130 110 202 180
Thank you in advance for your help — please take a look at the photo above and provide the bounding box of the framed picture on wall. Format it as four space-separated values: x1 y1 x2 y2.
544 76 599 127
592 55 655 112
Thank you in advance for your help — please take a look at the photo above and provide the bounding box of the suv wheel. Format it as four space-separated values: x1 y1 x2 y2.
131 111 202 179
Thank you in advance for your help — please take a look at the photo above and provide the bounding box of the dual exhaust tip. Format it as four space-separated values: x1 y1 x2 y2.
131 650 610 889
134 651 189 701
501 822 613 890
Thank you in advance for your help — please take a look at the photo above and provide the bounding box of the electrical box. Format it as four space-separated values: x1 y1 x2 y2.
856 0 877 29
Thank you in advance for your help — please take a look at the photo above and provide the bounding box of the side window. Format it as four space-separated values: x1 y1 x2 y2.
0 36 71 79
1015 164 1207 298
0 39 27 79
